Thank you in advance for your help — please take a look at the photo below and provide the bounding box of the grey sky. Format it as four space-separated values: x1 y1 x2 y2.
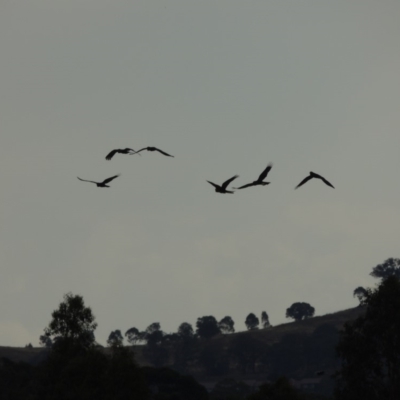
1 1 400 346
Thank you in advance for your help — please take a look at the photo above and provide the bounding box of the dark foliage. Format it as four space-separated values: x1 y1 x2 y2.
335 276 400 400
39 340 150 399
370 257 400 280
286 302 315 321
196 316 221 339
353 286 367 304
125 327 143 345
178 322 194 338
107 330 123 347
43 292 97 349
1 293 150 400
218 316 235 334
146 322 161 335
144 324 169 368
261 311 271 328
245 313 259 330
39 335 53 348
171 333 198 373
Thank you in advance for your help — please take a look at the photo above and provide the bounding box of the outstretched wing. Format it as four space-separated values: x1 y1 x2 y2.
234 182 255 190
102 174 120 184
105 149 118 160
154 147 174 157
77 177 98 184
320 176 335 188
207 180 220 189
127 148 141 156
258 163 273 181
312 172 335 189
132 148 147 155
295 175 313 189
221 175 239 190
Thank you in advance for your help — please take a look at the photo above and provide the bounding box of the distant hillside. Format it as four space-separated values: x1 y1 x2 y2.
131 307 365 375
0 307 365 398
0 346 47 365
0 306 364 367
216 306 365 345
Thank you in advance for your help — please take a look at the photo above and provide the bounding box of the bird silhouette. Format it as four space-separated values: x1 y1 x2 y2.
315 370 325 376
234 163 273 189
77 174 120 187
132 147 174 157
207 175 239 194
105 148 137 160
295 172 334 189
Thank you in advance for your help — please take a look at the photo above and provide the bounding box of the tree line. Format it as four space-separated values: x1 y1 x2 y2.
3 256 400 399
105 302 315 349
2 292 323 400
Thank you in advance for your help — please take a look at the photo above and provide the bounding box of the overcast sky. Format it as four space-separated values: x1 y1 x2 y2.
1 1 400 346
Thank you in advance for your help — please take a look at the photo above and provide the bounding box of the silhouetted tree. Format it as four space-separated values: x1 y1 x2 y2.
125 327 144 345
177 322 194 339
353 286 368 304
218 316 235 334
245 313 259 330
142 323 168 367
38 293 150 399
39 334 53 348
107 329 123 347
196 316 221 339
370 257 400 280
146 322 161 335
43 292 97 349
163 333 180 344
173 324 197 373
146 329 164 346
335 276 400 400
286 302 315 321
261 311 271 328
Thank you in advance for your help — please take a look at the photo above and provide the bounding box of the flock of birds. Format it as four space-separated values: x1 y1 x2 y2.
77 146 335 191
77 146 332 379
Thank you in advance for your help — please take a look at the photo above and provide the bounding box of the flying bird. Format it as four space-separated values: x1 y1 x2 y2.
295 172 335 189
77 174 120 187
132 147 174 157
105 148 137 160
234 163 273 189
315 370 325 376
207 175 239 194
